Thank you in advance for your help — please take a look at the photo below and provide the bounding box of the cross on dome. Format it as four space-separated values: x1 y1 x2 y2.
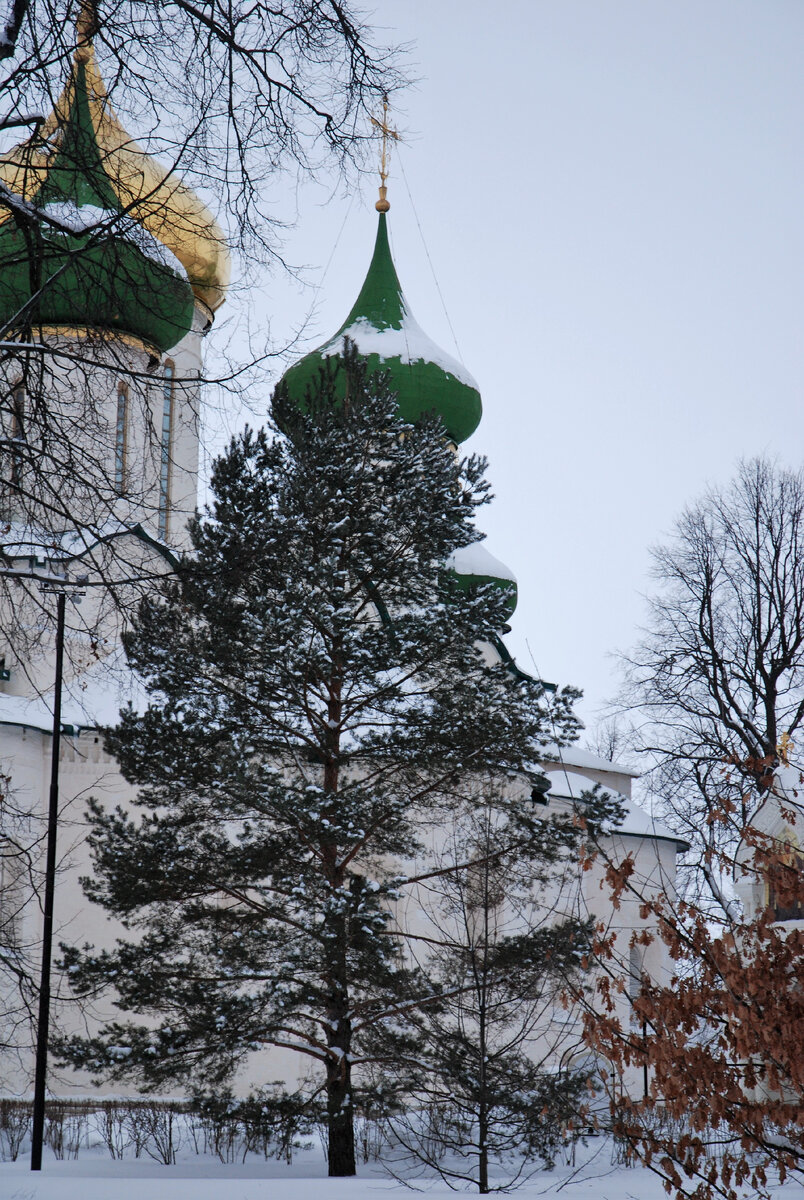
75 0 99 58
370 95 398 213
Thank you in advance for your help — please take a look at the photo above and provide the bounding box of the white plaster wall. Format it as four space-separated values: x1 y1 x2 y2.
0 747 681 1104
0 311 208 1096
0 319 202 550
733 764 804 923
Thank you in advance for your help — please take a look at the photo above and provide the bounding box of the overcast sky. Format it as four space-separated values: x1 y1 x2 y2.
222 0 804 741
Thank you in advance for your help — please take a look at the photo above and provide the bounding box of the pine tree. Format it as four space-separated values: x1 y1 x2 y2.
56 344 579 1176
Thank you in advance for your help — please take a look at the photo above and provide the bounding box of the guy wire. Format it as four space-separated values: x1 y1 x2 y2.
397 149 466 368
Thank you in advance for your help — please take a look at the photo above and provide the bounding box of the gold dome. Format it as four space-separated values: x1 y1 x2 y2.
0 42 230 314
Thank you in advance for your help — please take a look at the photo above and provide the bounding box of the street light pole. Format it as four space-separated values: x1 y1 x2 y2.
30 588 66 1172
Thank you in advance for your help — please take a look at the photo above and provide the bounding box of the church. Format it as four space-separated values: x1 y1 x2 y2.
0 14 688 1108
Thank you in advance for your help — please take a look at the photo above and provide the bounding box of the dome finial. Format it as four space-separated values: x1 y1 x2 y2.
75 0 98 62
370 95 398 213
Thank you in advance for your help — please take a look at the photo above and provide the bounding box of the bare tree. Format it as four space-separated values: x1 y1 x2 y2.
1 2 398 235
582 457 804 1198
619 457 804 910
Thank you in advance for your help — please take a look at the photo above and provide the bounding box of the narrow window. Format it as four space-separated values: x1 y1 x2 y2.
0 855 21 949
158 363 174 539
628 943 642 1022
114 381 129 493
11 386 24 439
10 385 25 486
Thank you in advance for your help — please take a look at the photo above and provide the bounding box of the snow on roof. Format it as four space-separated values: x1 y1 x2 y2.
41 201 190 280
542 745 640 777
544 767 689 848
1 522 82 560
3 517 134 560
322 310 480 391
0 689 60 732
447 542 517 582
1 519 177 574
0 653 147 734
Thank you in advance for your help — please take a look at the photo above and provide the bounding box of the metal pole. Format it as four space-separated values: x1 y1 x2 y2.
30 589 66 1171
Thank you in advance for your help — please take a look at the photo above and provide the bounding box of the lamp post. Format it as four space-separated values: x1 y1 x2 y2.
0 552 159 1168
29 578 84 1171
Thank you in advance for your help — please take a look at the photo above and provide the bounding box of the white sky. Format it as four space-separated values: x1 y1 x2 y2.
219 0 804 738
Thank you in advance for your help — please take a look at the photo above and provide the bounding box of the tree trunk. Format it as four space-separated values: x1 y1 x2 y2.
320 661 355 1176
326 1054 356 1176
477 882 490 1194
477 1036 490 1193
478 1104 489 1194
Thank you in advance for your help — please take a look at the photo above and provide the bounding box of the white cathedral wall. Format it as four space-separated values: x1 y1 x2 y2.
0 726 319 1099
0 726 144 1097
0 312 208 1097
0 305 205 686
220 775 683 1107
0 317 203 550
531 807 681 1102
149 307 205 550
733 764 804 926
0 742 680 1104
582 832 680 1101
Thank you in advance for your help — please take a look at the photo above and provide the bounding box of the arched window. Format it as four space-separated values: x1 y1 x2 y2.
114 381 129 493
10 385 24 439
0 854 22 949
158 362 174 539
9 384 25 486
628 943 643 1024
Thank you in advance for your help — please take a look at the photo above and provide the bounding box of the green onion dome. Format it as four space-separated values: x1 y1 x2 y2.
280 213 482 444
447 542 518 617
0 41 226 352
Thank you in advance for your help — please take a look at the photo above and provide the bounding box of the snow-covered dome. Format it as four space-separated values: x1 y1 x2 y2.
279 212 482 444
447 542 518 616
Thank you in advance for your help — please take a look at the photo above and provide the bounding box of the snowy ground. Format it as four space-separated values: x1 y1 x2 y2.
2 1140 802 1200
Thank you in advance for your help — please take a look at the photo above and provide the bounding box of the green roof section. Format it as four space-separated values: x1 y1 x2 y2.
38 57 119 211
337 211 405 331
279 213 482 444
0 57 194 351
447 543 518 617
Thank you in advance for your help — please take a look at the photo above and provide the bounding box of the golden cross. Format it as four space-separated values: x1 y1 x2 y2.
370 96 398 213
77 0 98 41
778 731 794 765
75 0 98 60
